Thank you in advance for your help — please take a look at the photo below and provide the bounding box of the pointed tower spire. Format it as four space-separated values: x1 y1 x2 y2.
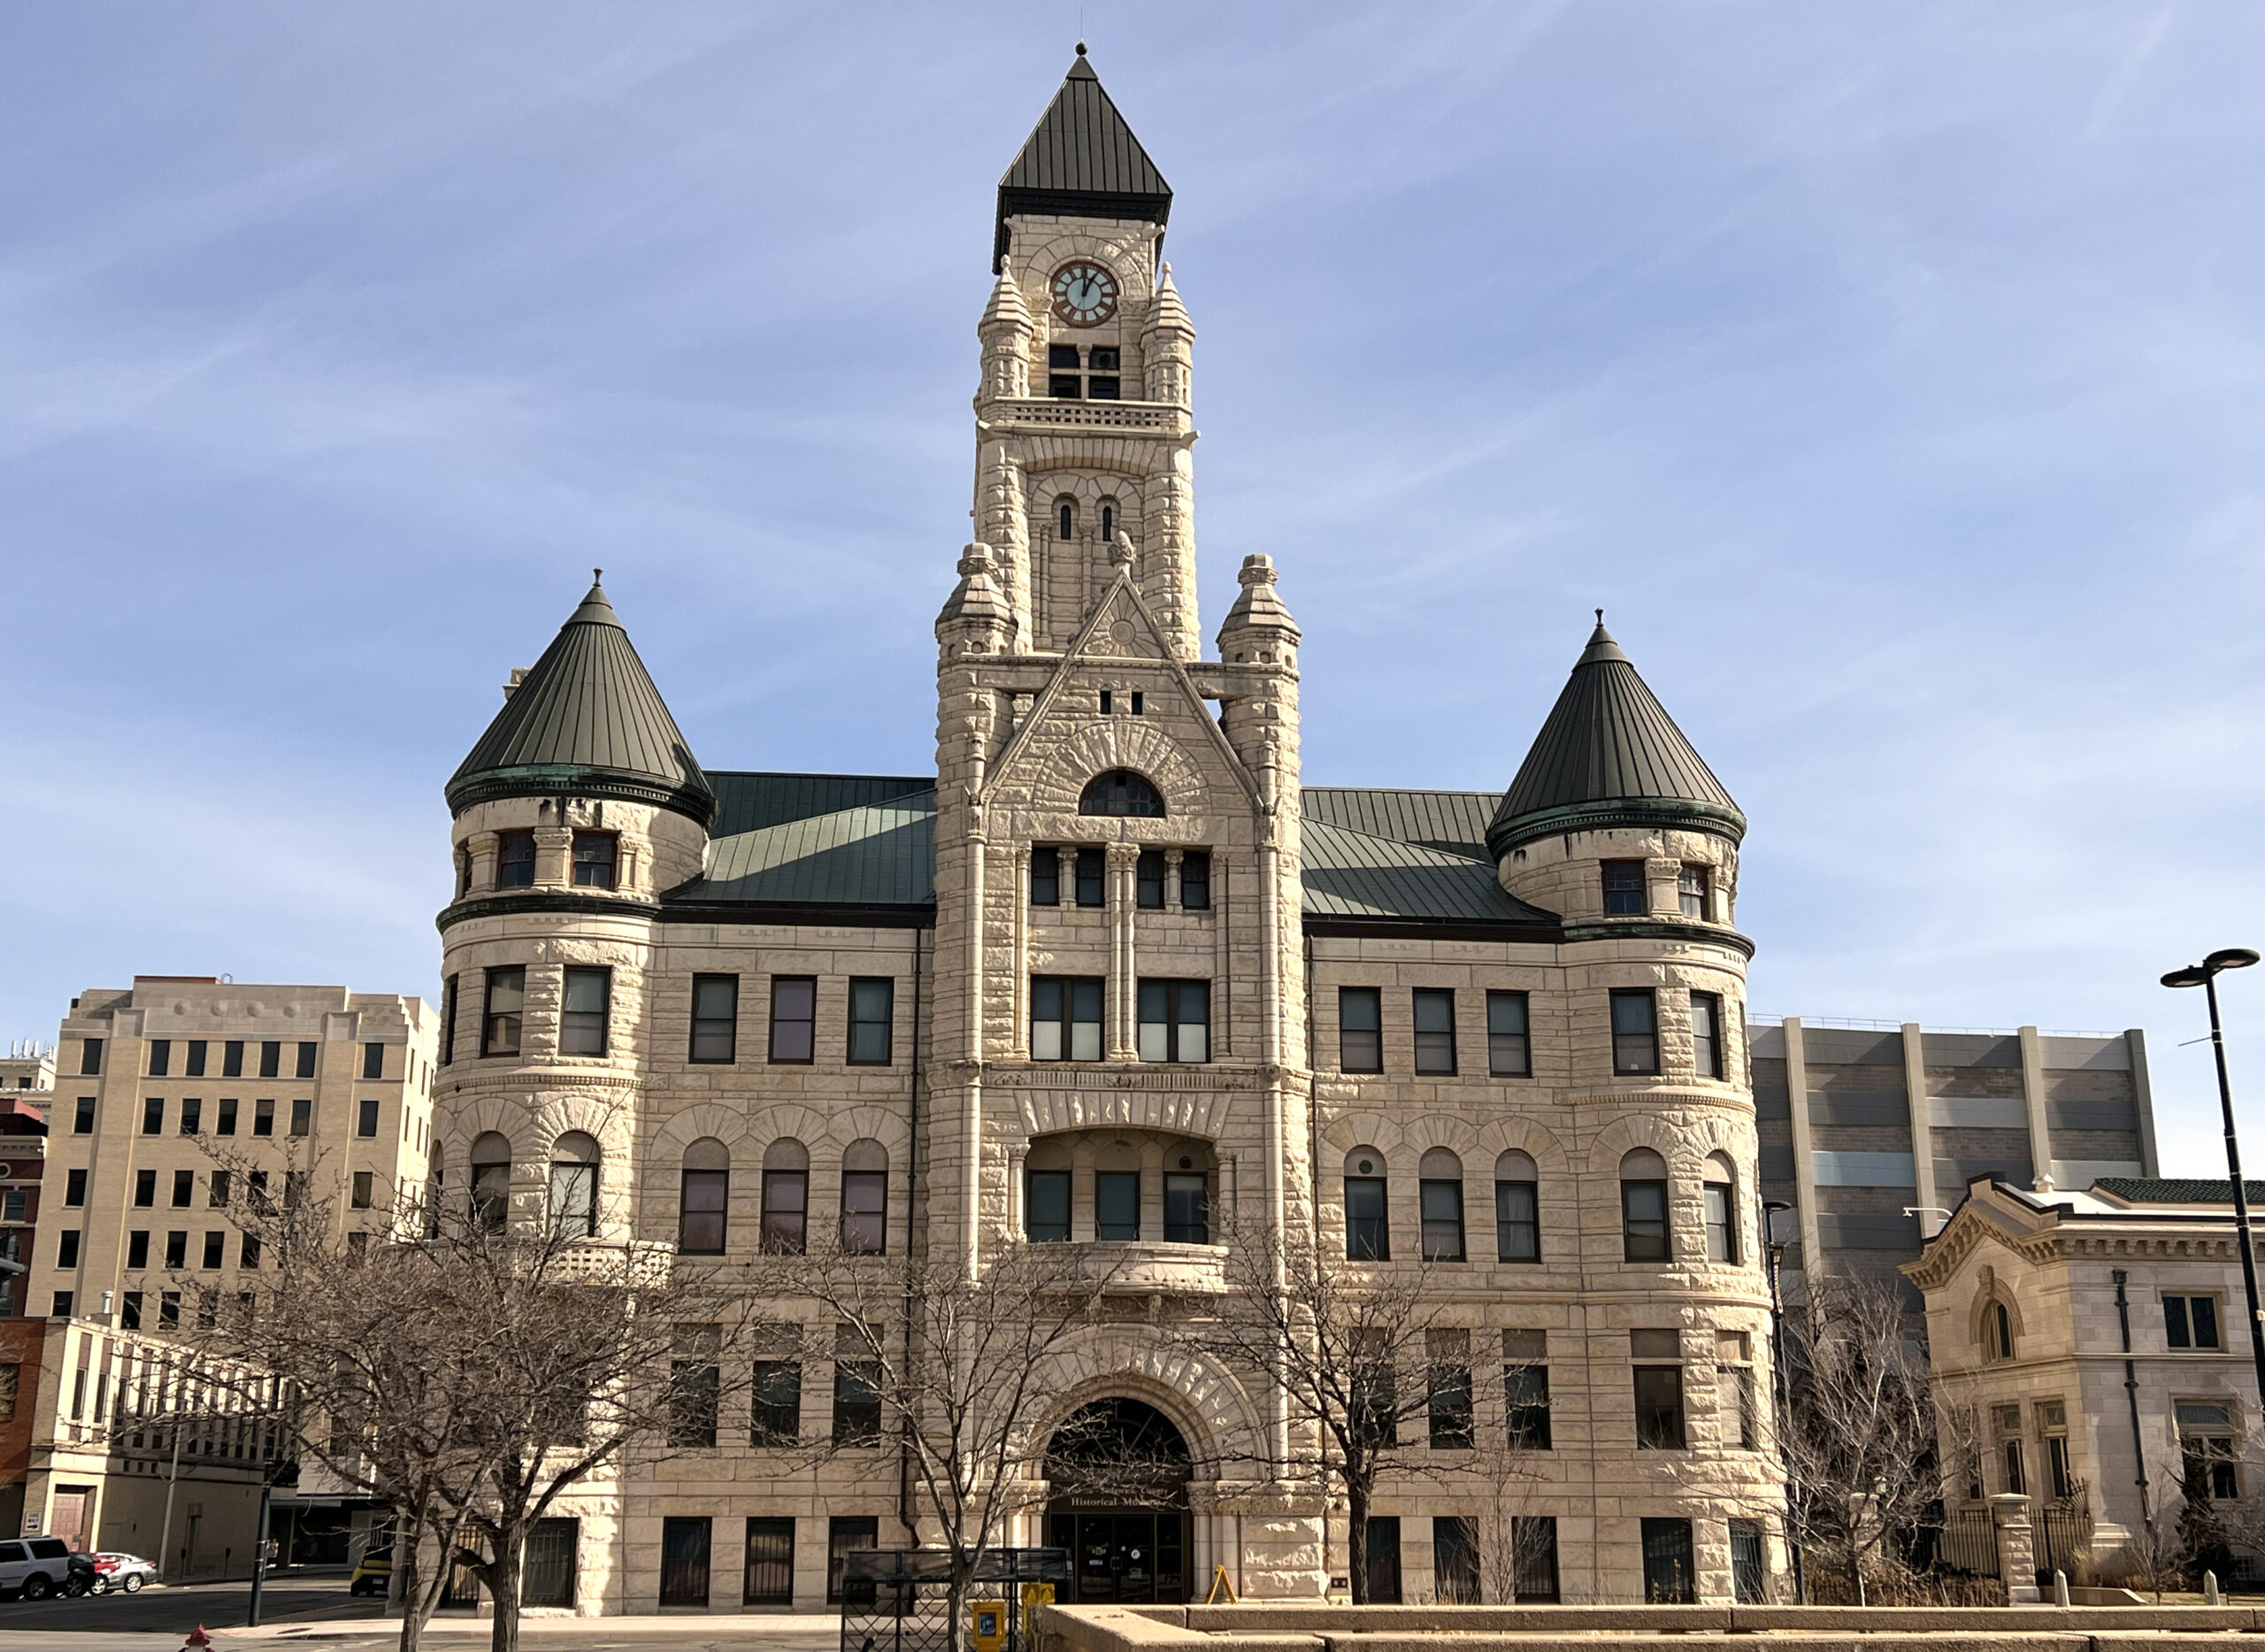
994 47 1172 270
447 576 714 826
1484 619 1741 858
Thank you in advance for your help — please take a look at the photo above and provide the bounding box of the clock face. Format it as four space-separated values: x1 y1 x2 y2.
1050 261 1120 327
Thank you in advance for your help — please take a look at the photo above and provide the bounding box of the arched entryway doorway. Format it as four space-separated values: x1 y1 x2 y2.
1044 1398 1192 1604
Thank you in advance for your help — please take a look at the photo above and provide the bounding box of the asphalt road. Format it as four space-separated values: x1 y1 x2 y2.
0 1566 381 1636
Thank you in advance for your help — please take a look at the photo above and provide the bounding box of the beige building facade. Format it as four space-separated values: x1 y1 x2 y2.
426 50 1785 1615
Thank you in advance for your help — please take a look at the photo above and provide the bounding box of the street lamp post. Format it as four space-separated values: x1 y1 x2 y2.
2162 947 2265 1410
1762 1199 1804 1605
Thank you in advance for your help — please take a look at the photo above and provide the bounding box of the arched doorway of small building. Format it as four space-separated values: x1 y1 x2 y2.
1044 1398 1192 1605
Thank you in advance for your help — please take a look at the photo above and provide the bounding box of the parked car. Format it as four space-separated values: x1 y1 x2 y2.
89 1552 156 1594
349 1548 392 1597
0 1536 80 1599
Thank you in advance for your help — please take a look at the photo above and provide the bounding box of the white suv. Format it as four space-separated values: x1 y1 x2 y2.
0 1536 76 1599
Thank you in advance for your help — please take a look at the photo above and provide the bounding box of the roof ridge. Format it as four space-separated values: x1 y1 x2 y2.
1304 817 1496 867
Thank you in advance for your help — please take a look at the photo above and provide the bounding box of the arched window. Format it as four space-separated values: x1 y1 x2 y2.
1987 1300 2015 1362
1057 499 1076 539
761 1140 810 1254
1418 1147 1465 1262
1079 770 1165 818
841 1139 888 1255
1100 500 1116 542
1493 1149 1539 1263
679 1137 730 1256
470 1132 512 1233
1344 1146 1388 1261
1702 1150 1739 1264
1620 1147 1670 1262
424 1152 444 1240
548 1131 599 1239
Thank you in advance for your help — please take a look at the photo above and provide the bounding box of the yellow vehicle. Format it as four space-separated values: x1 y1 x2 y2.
349 1548 393 1598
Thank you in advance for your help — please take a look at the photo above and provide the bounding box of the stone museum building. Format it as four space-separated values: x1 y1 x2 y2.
418 49 1785 1613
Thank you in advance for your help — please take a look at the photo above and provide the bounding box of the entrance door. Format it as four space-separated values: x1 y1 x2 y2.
1641 1518 1695 1604
1048 1510 1184 1603
659 1517 711 1608
48 1489 90 1551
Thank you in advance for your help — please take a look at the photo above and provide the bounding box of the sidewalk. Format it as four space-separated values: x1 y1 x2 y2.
227 1611 841 1638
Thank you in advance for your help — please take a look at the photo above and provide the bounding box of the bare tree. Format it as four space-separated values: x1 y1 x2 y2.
1463 1440 1558 1603
1183 1221 1464 1603
743 1236 1129 1652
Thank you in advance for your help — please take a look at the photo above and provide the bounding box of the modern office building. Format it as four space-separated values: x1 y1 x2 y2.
1750 1020 2157 1291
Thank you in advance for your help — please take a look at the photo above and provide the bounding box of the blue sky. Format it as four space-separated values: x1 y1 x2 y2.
4 4 2261 1172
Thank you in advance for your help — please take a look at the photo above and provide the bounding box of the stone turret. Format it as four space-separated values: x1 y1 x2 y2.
977 269 1033 403
1141 264 1193 406
935 542 1016 659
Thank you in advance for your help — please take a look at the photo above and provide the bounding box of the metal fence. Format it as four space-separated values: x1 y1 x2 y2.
1927 1507 2002 1579
840 1548 1071 1652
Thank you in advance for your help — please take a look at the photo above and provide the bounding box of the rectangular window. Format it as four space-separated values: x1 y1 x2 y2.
1163 1172 1209 1243
1504 1333 1552 1449
1074 847 1105 907
1730 1520 1766 1604
1495 1177 1539 1262
1420 1175 1465 1261
768 977 816 1064
742 1518 795 1607
253 1098 275 1137
1703 1180 1737 1263
56 1230 79 1269
1602 860 1647 915
1136 979 1209 1063
241 1233 260 1269
362 1041 384 1080
571 832 618 889
2048 1433 2076 1500
497 830 537 887
79 1039 102 1076
148 1040 171 1078
690 975 739 1062
127 1231 150 1268
209 1171 230 1208
1048 373 1081 399
1623 1177 1669 1261
172 1170 194 1208
1426 1330 1473 1450
658 1518 711 1609
751 1357 802 1444
53 1292 73 1318
1087 375 1120 399
1432 1515 1480 1605
1641 1518 1696 1604
679 1170 727 1255
1691 992 1724 1080
1412 988 1456 1074
1362 1516 1401 1605
1610 988 1661 1075
257 1041 279 1079
1339 987 1383 1073
289 1098 311 1137
201 1231 224 1270
1678 863 1710 919
142 1096 164 1135
1031 976 1104 1062
1486 990 1531 1078
1513 1516 1561 1603
0 1188 19 1222
222 1040 243 1078
827 1518 879 1605
1179 849 1211 910
65 1168 86 1208
134 1169 156 1208
73 1097 94 1134
1716 1333 1755 1449
1025 1169 1071 1242
668 1331 722 1448
296 1041 317 1080
841 1170 887 1255
1029 846 1062 906
560 967 610 1057
186 1041 207 1077
357 1097 380 1138
2164 1295 2223 1350
441 975 458 1065
1346 1175 1389 1261
832 1356 883 1445
482 967 526 1058
1633 1332 1685 1449
165 1231 188 1269
180 1097 202 1135
1135 850 1166 909
120 1294 142 1331
1096 1171 1140 1241
848 979 894 1065
352 1172 375 1210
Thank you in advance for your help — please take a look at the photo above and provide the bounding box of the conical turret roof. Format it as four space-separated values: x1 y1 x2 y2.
994 46 1171 270
447 575 714 826
1484 619 1742 858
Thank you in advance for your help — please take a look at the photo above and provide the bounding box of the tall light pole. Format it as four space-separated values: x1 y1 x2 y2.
1761 1199 1803 1605
2162 946 2265 1410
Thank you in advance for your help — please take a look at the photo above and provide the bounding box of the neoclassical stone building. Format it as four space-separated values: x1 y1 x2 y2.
432 50 1781 1613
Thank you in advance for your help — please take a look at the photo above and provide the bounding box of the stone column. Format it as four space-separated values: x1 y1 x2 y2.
532 825 572 890
466 830 499 893
1991 1492 2040 1602
1108 843 1141 1058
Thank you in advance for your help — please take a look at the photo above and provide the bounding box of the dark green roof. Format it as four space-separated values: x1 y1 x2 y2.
447 579 713 825
2092 1178 2265 1206
1304 788 1496 861
710 772 935 839
1485 621 1744 857
673 791 937 910
1301 819 1555 927
995 47 1171 270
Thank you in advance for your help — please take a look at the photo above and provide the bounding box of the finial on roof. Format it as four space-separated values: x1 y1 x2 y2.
1595 607 1603 625
1110 531 1137 569
595 567 604 583
1076 40 1086 56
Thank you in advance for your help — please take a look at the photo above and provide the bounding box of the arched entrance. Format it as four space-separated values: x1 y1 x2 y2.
1044 1398 1192 1604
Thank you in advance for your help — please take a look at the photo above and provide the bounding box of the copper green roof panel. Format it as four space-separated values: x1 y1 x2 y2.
1301 819 1555 926
1485 621 1744 857
447 578 713 825
995 48 1171 269
673 793 937 908
708 771 937 839
2092 1178 2265 1205
1301 788 1497 861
